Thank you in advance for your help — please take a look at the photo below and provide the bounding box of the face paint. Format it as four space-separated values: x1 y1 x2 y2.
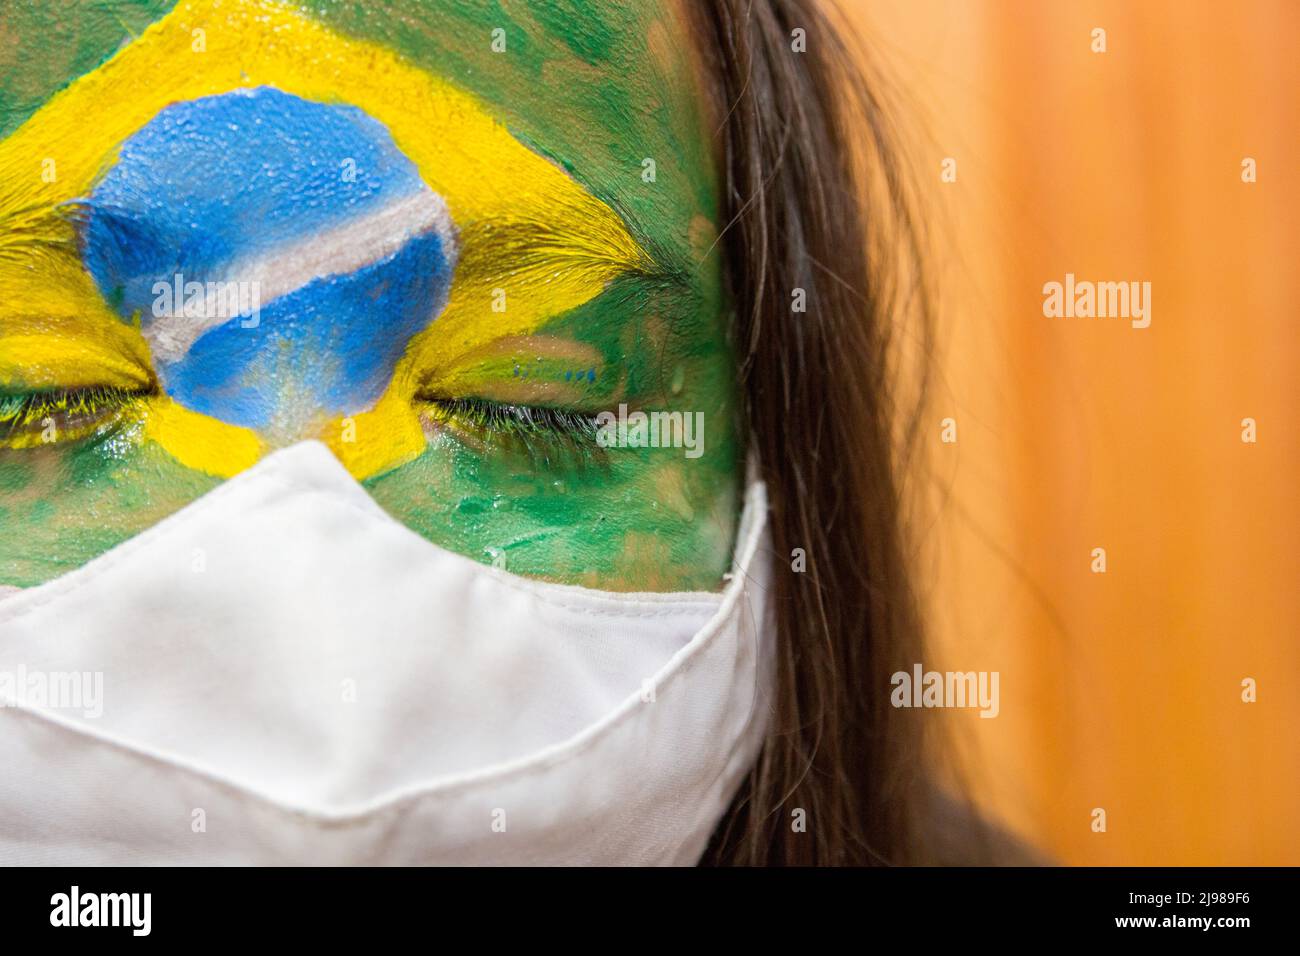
80 87 459 436
0 0 738 592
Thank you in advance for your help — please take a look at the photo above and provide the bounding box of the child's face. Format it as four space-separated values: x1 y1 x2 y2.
0 0 739 592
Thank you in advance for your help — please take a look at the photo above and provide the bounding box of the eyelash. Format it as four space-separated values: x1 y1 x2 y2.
0 387 605 465
421 397 604 465
0 386 147 444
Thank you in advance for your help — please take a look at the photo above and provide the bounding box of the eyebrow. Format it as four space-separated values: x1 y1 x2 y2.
457 208 687 293
0 176 695 347
0 199 77 260
4 177 679 272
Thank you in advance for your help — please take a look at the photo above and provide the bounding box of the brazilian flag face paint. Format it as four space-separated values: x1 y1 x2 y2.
81 87 461 438
0 0 739 592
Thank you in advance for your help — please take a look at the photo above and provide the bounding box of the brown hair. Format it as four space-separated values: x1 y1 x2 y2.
694 0 986 865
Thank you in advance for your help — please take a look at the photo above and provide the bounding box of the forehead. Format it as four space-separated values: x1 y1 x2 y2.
0 0 717 259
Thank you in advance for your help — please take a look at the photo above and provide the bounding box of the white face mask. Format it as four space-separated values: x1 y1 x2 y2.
0 441 773 865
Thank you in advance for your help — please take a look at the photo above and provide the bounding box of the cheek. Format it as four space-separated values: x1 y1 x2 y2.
363 425 738 592
0 436 221 587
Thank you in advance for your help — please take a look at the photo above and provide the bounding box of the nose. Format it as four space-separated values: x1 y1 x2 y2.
77 86 456 443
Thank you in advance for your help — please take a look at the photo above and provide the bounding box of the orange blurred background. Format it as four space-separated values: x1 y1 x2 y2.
841 0 1298 864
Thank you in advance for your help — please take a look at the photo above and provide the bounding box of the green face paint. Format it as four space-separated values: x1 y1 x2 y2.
0 0 738 592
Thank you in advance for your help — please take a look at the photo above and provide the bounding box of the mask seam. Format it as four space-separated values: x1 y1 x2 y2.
0 584 748 830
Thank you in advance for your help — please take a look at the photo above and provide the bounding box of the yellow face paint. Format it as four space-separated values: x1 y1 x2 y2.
141 397 264 476
0 0 648 478
0 316 153 392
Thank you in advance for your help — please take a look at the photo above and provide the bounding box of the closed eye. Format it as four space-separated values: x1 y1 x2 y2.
429 397 598 436
0 385 151 446
417 396 604 467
